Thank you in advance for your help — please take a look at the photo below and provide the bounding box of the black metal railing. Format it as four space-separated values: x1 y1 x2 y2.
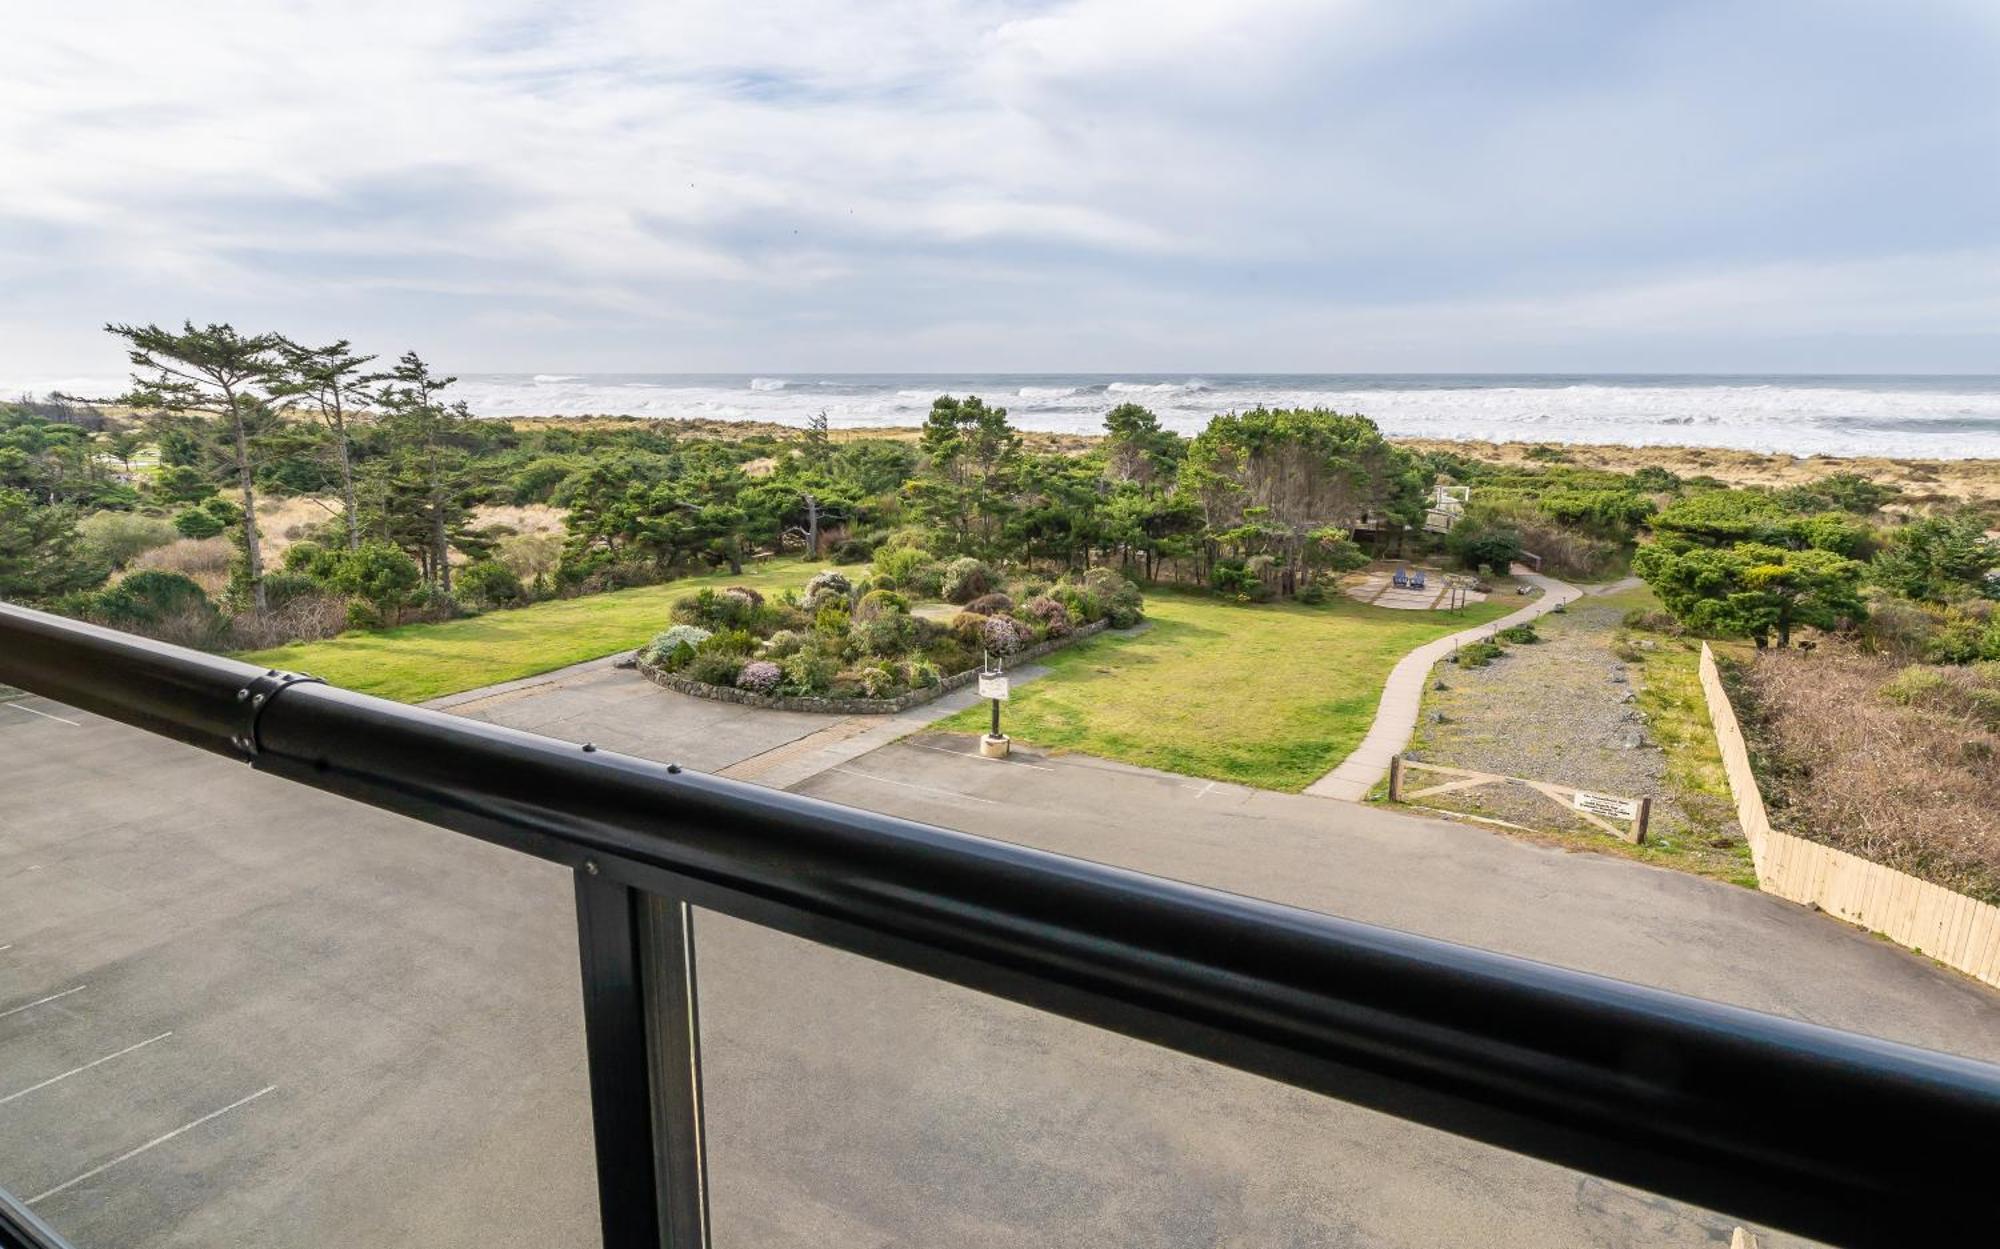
3 599 1998 1248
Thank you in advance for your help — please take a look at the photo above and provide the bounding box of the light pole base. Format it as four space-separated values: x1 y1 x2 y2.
979 734 1011 759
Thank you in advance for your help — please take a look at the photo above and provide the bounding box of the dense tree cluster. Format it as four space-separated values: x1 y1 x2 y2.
10 321 1991 666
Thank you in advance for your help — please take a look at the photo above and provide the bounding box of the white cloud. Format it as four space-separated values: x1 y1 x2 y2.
0 0 1994 374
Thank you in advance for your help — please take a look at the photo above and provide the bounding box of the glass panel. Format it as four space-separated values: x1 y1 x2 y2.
0 692 598 1246
694 910 1827 1249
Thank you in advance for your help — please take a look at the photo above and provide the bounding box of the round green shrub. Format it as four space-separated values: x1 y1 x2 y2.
781 648 835 695
173 507 225 539
856 612 918 656
761 629 806 658
941 557 996 605
79 511 177 569
459 561 525 608
686 649 744 687
854 588 909 622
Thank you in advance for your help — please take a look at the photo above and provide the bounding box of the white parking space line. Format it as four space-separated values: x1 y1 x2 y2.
830 768 1000 805
0 944 12 953
1 701 80 726
29 1084 279 1205
0 1032 174 1106
905 741 1057 771
0 985 86 1021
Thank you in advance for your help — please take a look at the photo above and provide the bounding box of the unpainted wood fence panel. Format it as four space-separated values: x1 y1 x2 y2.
1698 644 2000 990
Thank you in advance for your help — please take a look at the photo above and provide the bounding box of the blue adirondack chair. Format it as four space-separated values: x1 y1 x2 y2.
1411 569 1427 591
1392 567 1409 589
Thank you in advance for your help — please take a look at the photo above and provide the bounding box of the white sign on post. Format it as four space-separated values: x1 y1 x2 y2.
1572 790 1639 822
978 673 1010 701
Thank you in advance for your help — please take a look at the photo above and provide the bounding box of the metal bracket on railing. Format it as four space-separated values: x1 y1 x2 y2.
231 669 324 756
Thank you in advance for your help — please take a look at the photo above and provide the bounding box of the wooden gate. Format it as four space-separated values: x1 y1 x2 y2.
1388 757 1651 844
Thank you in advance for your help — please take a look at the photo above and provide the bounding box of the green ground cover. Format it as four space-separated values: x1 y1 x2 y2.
237 558 829 702
941 587 1515 791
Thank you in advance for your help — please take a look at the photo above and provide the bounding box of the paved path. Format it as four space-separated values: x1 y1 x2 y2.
1304 568 1583 800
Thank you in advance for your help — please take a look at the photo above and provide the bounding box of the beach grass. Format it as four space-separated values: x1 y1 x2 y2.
938 586 1514 792
236 557 828 703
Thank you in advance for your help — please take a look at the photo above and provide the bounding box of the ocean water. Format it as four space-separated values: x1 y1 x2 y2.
15 371 2000 458
442 373 2000 459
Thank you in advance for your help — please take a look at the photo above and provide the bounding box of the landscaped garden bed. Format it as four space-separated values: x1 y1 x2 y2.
633 558 1145 714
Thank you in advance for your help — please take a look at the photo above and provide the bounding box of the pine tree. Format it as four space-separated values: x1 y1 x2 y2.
106 322 283 610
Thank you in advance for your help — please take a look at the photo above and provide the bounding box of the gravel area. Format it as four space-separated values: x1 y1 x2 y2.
1404 585 1742 867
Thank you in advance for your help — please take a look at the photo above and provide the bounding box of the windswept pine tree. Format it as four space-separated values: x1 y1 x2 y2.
106 321 284 609
272 339 380 550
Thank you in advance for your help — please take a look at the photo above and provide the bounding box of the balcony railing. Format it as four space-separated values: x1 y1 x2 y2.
3 598 1998 1248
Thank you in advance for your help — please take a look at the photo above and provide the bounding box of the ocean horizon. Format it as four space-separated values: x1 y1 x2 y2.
16 371 2000 459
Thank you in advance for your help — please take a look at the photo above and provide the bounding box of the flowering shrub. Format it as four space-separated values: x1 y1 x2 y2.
981 614 1025 655
857 663 898 698
723 585 764 606
641 624 712 668
1024 595 1071 636
905 658 941 688
735 660 782 693
965 592 1014 616
804 570 852 602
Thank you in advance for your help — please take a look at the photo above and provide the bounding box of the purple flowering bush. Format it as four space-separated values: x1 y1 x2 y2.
1024 595 1071 637
735 660 782 693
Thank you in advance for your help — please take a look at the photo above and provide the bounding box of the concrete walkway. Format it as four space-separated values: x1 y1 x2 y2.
1304 568 1583 801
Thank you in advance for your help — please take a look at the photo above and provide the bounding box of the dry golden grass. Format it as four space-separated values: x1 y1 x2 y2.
470 502 566 536
1395 437 2000 504
1736 645 2000 904
130 537 234 595
254 493 342 556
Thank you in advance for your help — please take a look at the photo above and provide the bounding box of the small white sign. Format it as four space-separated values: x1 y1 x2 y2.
978 673 1010 701
1572 790 1640 821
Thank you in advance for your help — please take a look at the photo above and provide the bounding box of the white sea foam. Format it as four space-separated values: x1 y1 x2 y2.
9 369 2000 458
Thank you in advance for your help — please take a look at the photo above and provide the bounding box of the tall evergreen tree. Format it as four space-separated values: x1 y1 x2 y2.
371 353 477 592
273 339 379 550
106 322 283 609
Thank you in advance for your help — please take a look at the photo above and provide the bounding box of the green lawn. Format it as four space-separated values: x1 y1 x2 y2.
236 558 829 703
941 588 1516 792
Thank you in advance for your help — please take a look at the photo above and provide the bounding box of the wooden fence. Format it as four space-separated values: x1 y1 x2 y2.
1698 644 2000 990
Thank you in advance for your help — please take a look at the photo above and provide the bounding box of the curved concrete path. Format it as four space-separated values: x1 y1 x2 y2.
1304 568 1583 800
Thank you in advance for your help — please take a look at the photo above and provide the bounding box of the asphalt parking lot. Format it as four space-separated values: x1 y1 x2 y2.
6 674 1998 1247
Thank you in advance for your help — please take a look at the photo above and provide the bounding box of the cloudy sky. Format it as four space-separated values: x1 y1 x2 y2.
3 0 1997 383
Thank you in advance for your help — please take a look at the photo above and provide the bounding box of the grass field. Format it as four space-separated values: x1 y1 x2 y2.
940 587 1516 792
236 558 828 702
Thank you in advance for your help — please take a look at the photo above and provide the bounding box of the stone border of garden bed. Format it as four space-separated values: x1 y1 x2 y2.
633 619 1111 714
